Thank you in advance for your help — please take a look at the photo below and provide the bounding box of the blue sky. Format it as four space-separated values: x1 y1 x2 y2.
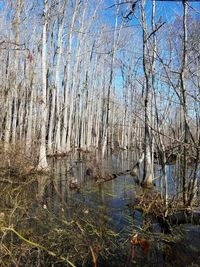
102 0 200 25
0 1 4 10
100 0 200 99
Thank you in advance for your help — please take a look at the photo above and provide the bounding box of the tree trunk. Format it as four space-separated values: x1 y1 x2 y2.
143 96 154 188
180 0 188 204
141 0 154 188
61 0 79 152
37 0 48 170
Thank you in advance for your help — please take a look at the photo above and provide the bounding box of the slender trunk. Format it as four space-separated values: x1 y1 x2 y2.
11 0 21 145
54 0 68 153
26 69 35 151
37 0 48 170
66 1 87 152
180 0 188 204
61 0 79 152
141 0 154 187
102 7 120 157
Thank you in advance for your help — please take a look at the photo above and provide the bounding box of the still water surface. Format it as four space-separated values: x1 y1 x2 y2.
40 153 200 266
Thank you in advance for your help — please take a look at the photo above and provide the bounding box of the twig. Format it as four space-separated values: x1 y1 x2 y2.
75 222 97 267
146 22 166 41
106 1 133 9
1 227 76 267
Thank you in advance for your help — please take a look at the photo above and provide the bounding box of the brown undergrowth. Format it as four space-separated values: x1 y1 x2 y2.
132 190 198 217
0 142 38 179
0 183 129 267
0 149 128 266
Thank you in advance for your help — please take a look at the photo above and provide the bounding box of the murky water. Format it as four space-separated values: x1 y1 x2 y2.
40 152 200 267
1 152 199 266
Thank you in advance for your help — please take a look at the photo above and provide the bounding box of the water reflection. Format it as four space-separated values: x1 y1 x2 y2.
44 152 199 223
37 152 200 266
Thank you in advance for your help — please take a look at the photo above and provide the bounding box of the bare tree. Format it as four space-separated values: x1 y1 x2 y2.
141 0 154 187
37 0 49 170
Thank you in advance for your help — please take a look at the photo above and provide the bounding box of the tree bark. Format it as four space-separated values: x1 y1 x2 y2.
37 0 49 170
141 0 154 188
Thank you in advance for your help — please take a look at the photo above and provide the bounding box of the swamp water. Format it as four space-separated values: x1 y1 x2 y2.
1 152 200 266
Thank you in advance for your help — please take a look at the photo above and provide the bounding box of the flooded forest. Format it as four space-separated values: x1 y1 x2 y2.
0 0 200 266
